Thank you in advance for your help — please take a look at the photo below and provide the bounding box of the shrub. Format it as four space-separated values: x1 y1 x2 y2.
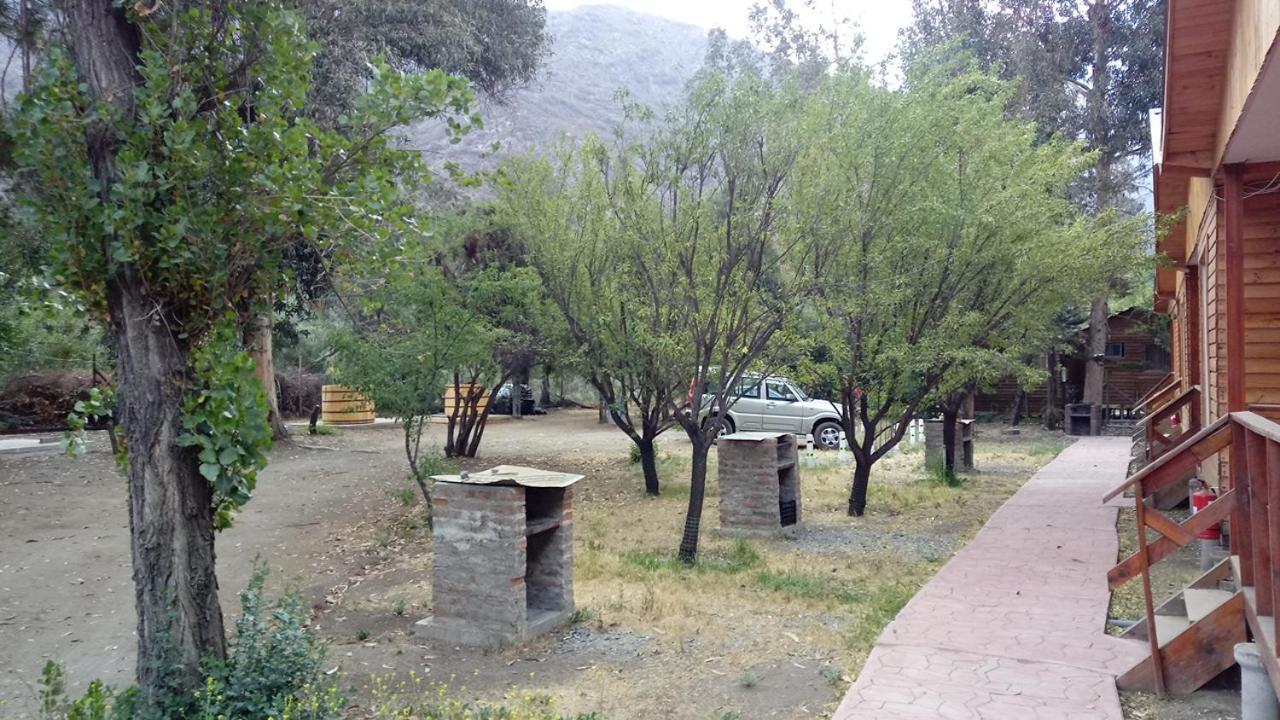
35 565 340 720
198 564 336 719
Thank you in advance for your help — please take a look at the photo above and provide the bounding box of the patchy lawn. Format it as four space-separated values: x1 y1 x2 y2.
320 420 1072 719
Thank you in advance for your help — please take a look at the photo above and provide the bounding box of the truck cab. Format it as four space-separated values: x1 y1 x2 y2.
700 374 845 449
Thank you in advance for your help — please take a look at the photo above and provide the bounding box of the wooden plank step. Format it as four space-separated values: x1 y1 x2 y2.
1154 613 1192 644
1184 588 1234 623
1119 591 1246 695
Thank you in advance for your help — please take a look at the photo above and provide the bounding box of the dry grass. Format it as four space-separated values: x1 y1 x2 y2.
325 423 1072 719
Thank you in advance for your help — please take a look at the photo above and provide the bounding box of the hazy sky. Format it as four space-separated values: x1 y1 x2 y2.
543 1 916 64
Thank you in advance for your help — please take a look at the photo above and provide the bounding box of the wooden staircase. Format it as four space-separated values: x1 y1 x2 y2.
1117 558 1246 694
1105 411 1280 697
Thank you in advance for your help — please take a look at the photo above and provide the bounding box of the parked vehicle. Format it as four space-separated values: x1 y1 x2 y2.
698 373 845 449
491 383 538 416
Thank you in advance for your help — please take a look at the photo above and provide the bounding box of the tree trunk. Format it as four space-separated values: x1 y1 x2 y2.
63 1 225 706
511 373 523 419
677 436 710 562
1044 350 1062 430
1081 1 1113 424
597 389 609 424
942 405 958 476
1009 389 1027 426
244 307 289 440
637 434 660 496
848 455 872 517
1083 295 1109 412
464 396 493 457
112 276 226 705
540 372 552 407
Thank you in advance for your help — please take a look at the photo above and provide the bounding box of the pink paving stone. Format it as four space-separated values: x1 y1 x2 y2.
834 437 1147 720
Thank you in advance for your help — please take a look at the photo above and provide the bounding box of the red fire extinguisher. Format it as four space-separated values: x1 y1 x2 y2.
1191 481 1221 540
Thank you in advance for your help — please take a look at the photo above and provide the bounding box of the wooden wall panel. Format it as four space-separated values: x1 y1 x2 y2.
1244 192 1280 405
1202 204 1224 486
1205 206 1223 422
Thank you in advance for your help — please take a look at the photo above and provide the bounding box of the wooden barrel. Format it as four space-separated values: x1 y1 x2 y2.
321 385 375 424
443 382 490 415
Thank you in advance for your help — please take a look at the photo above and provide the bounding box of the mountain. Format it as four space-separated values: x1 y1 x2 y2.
407 4 710 172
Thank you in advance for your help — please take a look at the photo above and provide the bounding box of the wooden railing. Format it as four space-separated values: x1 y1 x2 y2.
1133 374 1180 417
1104 411 1280 695
1132 386 1202 462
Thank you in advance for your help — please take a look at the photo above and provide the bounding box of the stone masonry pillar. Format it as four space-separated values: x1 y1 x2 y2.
426 482 527 646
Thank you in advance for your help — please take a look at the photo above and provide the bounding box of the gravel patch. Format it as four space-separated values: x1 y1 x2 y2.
554 625 652 659
786 523 960 561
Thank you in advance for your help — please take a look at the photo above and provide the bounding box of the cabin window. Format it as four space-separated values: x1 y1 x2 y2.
1106 342 1125 358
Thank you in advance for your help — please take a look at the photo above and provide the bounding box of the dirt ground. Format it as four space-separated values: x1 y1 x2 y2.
2 412 1066 718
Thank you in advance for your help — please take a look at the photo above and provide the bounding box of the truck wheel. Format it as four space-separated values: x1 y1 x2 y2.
706 415 735 440
813 421 843 450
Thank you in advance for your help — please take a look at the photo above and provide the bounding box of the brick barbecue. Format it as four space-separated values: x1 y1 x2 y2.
717 432 801 537
415 465 581 648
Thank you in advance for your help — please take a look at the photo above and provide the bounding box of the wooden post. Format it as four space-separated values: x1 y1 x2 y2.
1135 478 1166 695
1224 165 1246 414
1225 166 1248 567
1247 429 1272 615
1187 267 1204 431
1267 439 1280 646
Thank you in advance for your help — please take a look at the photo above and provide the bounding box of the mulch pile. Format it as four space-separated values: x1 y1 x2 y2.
0 371 98 432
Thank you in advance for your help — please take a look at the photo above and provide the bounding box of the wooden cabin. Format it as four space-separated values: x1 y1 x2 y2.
972 309 1170 420
1107 0 1280 699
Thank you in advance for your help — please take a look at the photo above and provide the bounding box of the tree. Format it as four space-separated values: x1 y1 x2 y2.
332 262 476 522
299 0 549 125
444 259 548 457
10 0 474 706
588 70 810 560
497 139 680 496
244 0 551 440
793 64 1142 515
901 0 1165 420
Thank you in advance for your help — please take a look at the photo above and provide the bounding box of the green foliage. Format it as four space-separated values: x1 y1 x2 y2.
36 566 336 720
38 661 137 720
178 318 273 530
393 487 418 507
197 564 339 720
63 385 117 458
310 422 338 437
623 539 761 575
927 466 967 488
10 2 476 349
902 0 1165 199
500 67 817 557
332 212 552 468
789 62 1148 512
301 0 548 124
818 664 844 687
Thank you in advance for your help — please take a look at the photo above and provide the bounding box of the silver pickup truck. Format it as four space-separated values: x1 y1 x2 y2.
700 374 845 449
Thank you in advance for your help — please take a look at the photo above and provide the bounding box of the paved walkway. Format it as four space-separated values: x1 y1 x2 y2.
834 436 1148 720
